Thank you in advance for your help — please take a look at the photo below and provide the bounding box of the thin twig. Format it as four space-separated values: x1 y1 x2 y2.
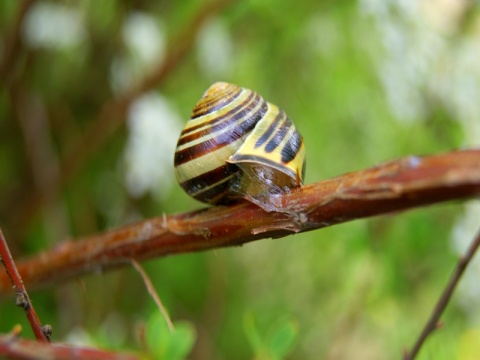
0 148 479 293
131 259 175 333
0 228 50 342
404 228 480 359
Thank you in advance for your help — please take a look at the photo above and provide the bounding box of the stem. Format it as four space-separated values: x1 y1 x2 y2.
131 259 174 333
404 228 480 359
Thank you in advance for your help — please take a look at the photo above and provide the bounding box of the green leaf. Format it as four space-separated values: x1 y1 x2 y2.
243 311 265 355
266 318 299 359
244 312 299 360
146 313 196 360
165 322 196 360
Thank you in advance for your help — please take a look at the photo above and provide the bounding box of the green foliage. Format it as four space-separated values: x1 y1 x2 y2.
243 312 298 360
0 0 479 359
457 327 480 360
145 314 195 360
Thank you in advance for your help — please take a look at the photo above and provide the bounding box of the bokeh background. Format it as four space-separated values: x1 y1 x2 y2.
1 0 480 359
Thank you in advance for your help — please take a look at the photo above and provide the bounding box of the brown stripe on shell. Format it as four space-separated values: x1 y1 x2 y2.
254 110 286 149
177 91 258 145
183 165 238 204
190 83 241 119
280 128 303 163
174 97 268 166
264 116 293 153
191 184 232 204
180 164 236 195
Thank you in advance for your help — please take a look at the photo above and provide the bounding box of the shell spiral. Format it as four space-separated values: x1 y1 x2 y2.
174 82 306 211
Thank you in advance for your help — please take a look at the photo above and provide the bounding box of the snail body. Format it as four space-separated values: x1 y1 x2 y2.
174 82 305 211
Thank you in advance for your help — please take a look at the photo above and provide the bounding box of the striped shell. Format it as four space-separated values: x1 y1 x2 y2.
174 82 306 211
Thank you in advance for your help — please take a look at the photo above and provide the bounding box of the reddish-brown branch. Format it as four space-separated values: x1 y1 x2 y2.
13 0 232 230
1 148 479 293
404 228 480 359
0 229 49 342
0 333 140 360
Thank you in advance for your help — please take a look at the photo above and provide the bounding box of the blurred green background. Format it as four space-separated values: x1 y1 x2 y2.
1 0 480 359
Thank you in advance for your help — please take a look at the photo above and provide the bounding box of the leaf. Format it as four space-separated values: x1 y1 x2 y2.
146 312 196 360
266 318 299 359
165 322 196 360
243 312 266 355
243 312 299 360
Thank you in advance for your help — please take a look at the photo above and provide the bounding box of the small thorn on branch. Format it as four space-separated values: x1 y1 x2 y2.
41 324 53 340
15 291 30 310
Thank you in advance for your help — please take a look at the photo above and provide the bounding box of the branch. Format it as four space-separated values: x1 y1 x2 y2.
1 148 479 293
0 229 50 342
404 228 480 359
0 333 140 360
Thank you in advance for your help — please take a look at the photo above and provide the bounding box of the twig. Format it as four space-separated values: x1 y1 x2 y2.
131 259 175 333
13 0 232 231
0 228 50 342
0 148 479 293
404 228 480 359
0 333 140 360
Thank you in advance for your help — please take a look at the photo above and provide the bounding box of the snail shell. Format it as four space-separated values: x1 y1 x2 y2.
174 82 306 211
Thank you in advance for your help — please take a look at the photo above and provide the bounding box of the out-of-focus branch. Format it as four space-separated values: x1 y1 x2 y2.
13 0 232 229
1 148 479 293
0 0 35 83
0 333 140 360
404 228 480 360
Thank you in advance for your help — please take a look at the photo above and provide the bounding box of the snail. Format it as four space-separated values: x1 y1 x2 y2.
174 82 306 212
